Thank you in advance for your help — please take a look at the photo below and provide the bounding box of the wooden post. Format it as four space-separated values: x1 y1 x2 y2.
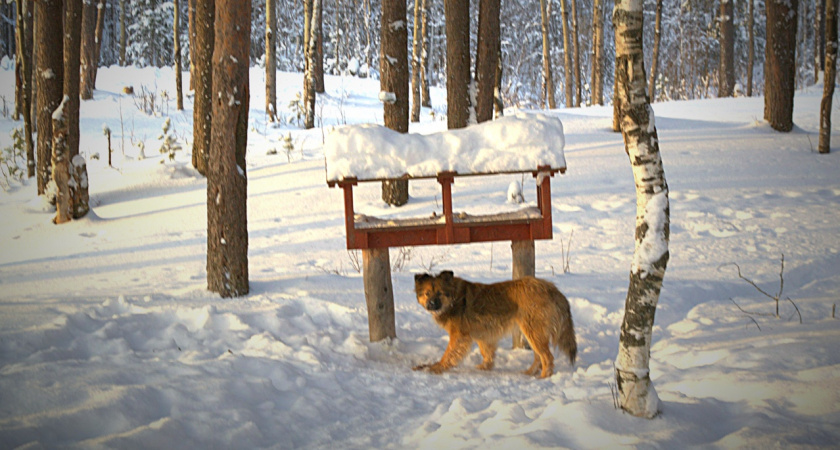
511 239 535 348
362 247 397 342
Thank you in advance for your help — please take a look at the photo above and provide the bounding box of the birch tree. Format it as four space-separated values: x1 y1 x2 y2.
718 0 735 97
648 0 663 101
207 0 250 297
613 0 671 418
820 0 837 153
591 0 605 105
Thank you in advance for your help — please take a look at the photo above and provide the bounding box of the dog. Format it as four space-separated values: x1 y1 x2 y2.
413 270 576 379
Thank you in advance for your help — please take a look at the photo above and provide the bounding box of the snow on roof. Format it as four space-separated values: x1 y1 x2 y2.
324 113 566 183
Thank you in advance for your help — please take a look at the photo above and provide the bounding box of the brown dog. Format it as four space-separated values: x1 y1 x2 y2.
413 271 576 378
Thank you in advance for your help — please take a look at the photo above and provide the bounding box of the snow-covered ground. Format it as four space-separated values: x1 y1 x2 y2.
0 61 839 448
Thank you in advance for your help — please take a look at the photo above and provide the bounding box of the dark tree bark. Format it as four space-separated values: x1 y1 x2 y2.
614 0 670 418
64 0 83 160
648 0 663 101
119 0 126 66
35 0 63 195
314 0 325 94
420 0 431 108
411 0 422 122
747 0 755 96
80 1 97 100
818 0 827 81
592 0 605 105
15 0 35 178
475 0 501 123
719 0 735 97
92 0 105 81
266 0 277 122
444 0 471 129
494 44 504 118
192 0 214 176
543 0 558 108
765 0 799 132
52 97 72 224
820 0 838 153
174 0 184 110
380 0 410 206
571 0 581 107
207 0 250 297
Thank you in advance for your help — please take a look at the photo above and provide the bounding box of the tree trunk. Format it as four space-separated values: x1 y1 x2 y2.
52 96 72 224
188 0 195 89
560 0 573 107
119 0 126 66
92 0 105 81
15 0 34 178
420 0 431 108
818 0 827 81
303 0 318 129
411 0 422 122
266 0 277 122
592 0 605 105
192 0 214 176
35 0 63 195
765 0 799 132
80 1 97 100
747 0 754 96
207 0 250 297
541 0 557 108
444 0 471 129
315 0 325 94
174 0 184 110
614 0 671 419
64 0 83 160
494 44 504 118
571 0 581 107
820 0 838 153
381 0 410 207
648 0 662 101
719 0 735 97
475 0 500 123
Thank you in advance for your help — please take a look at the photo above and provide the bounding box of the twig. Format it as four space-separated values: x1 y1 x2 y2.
786 297 802 324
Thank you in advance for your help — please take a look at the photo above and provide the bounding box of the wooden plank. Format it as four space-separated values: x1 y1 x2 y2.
511 240 535 349
362 248 396 342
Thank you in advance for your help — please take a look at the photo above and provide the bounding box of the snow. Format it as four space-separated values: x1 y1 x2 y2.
325 113 566 182
1 64 840 449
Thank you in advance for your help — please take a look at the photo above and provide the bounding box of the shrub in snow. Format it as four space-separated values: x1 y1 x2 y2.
0 128 25 190
158 118 181 161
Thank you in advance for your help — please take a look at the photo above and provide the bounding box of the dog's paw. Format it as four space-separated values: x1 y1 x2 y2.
476 362 494 371
413 363 432 371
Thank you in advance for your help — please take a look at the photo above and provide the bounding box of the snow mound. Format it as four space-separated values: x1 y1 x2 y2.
324 113 566 182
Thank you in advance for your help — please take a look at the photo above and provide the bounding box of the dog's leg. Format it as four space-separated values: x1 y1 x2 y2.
519 323 555 378
525 353 541 376
476 340 497 371
415 331 472 374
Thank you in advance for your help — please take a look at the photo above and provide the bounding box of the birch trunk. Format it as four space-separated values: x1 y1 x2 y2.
718 0 735 97
571 0 581 107
613 0 671 419
559 0 572 107
820 0 838 153
648 0 662 101
591 0 605 105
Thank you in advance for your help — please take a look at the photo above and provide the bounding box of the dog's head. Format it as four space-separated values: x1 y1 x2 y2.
414 270 457 316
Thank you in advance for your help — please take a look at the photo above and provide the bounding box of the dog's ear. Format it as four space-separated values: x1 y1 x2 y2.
414 273 432 284
438 270 454 281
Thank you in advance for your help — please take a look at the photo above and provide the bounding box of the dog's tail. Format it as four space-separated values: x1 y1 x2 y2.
550 291 577 366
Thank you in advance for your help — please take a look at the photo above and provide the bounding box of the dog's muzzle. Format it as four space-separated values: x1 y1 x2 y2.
426 297 441 312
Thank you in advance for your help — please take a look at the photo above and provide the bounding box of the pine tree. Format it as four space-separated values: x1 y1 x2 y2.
192 0 213 176
444 0 470 129
765 0 799 131
380 0 409 206
35 0 64 195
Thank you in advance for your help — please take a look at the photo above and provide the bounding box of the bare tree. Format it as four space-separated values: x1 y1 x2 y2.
445 0 471 129
35 0 64 195
174 0 184 110
747 0 755 96
119 0 126 66
14 0 34 178
765 0 799 132
207 0 251 297
542 0 558 108
303 0 318 129
591 0 605 105
475 0 501 123
381 0 410 206
411 0 422 122
420 0 431 108
571 0 581 107
64 0 83 159
820 0 838 153
614 0 671 418
648 0 663 101
719 0 735 97
266 0 277 122
315 0 325 94
192 0 214 175
80 0 97 100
